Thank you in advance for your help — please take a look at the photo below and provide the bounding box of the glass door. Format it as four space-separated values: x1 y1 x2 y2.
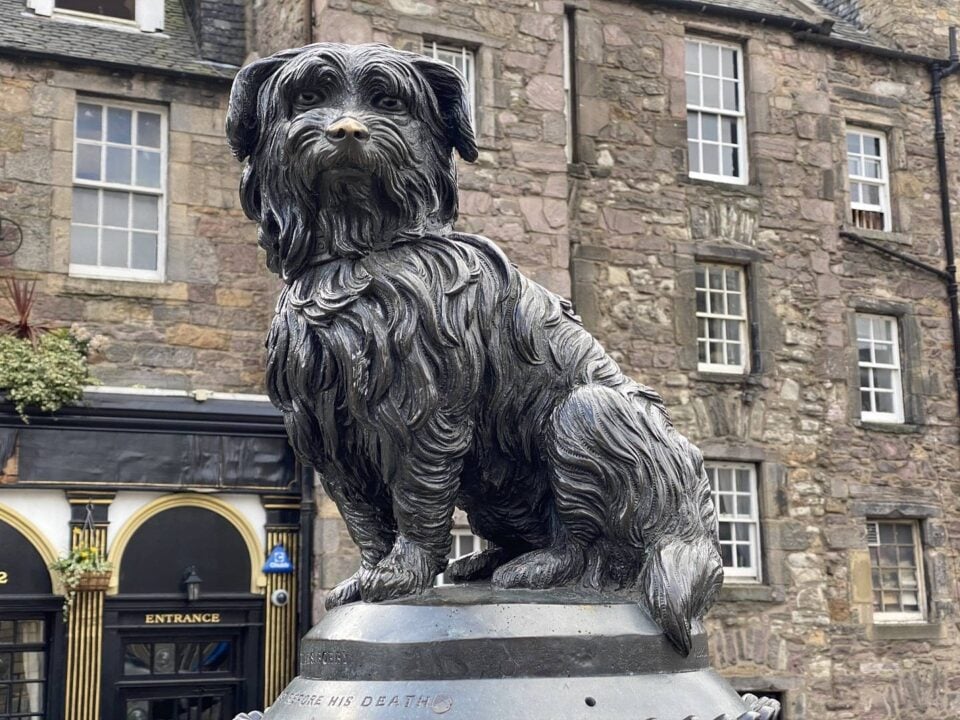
0 618 48 720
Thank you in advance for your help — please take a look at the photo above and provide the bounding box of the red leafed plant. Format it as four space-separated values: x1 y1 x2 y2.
0 277 52 344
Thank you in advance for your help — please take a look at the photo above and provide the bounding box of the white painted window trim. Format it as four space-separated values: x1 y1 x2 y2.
707 462 761 582
846 127 892 232
867 519 926 623
685 37 749 185
696 263 750 374
28 0 164 32
423 40 477 130
69 98 167 283
856 313 904 424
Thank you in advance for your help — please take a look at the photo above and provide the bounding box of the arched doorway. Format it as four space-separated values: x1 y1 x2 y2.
0 507 65 720
103 500 264 720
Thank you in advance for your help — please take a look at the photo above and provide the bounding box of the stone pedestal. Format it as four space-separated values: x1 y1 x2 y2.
260 585 760 720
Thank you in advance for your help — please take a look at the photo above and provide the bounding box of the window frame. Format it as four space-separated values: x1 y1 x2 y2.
685 36 749 185
856 313 904 424
866 519 926 623
707 462 762 583
422 40 477 130
0 617 49 719
69 97 167 283
845 127 892 233
695 262 750 375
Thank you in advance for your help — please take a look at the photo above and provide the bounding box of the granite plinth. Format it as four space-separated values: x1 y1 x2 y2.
261 585 753 720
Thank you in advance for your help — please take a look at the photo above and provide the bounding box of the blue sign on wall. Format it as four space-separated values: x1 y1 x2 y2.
263 544 294 574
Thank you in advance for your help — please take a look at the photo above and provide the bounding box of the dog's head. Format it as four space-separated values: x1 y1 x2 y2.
226 43 478 280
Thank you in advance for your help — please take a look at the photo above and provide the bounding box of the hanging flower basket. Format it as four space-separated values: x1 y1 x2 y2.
75 571 112 592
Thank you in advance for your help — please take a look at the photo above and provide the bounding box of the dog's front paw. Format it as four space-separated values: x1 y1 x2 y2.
325 571 363 610
359 536 441 603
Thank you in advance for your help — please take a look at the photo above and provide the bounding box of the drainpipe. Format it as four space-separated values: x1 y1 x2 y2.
931 27 960 419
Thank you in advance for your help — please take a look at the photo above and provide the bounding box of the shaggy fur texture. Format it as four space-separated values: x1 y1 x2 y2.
227 43 723 655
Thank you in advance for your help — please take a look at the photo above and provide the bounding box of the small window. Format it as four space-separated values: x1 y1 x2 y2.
70 100 166 281
436 529 485 586
685 38 748 184
867 520 925 622
423 41 476 126
856 314 904 423
696 263 749 374
846 128 891 232
0 618 47 719
56 0 134 21
707 463 761 582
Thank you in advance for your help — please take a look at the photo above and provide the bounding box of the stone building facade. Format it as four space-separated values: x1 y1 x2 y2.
247 0 960 717
0 0 959 718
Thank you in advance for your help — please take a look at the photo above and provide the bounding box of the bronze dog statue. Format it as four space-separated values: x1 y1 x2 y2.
227 43 722 655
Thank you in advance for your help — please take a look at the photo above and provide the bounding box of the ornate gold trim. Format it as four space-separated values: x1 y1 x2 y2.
263 529 299 705
108 494 265 594
0 502 63 593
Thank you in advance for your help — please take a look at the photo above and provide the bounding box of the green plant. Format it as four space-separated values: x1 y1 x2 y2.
49 544 113 613
0 277 97 420
0 329 94 420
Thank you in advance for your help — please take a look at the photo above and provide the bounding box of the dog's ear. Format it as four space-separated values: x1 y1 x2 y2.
226 51 299 161
412 56 479 163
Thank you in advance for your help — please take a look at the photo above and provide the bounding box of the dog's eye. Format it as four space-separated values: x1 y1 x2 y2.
296 90 325 107
372 94 405 112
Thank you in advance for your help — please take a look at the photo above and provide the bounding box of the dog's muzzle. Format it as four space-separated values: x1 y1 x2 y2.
325 117 370 145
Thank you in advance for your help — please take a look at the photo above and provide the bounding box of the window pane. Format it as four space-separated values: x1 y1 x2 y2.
57 0 135 20
76 103 102 140
75 144 101 181
849 182 861 203
721 117 738 144
736 495 751 515
105 146 132 184
131 232 158 271
866 136 881 155
153 643 176 674
727 292 741 316
696 289 707 313
124 644 151 675
856 316 872 339
725 319 741 342
132 195 159 230
721 48 736 78
722 146 737 177
858 341 871 363
201 641 231 673
846 133 861 154
718 469 733 493
718 494 734 514
735 544 752 568
687 115 698 140
876 318 894 342
685 41 699 73
703 144 719 175
875 391 894 414
688 140 700 173
865 159 881 179
718 523 731 541
896 524 913 544
136 150 162 187
735 469 750 492
860 390 872 412
107 107 132 144
178 643 200 673
72 187 99 224
102 190 129 227
874 342 893 365
686 76 699 106
863 184 881 205
137 112 163 148
874 368 893 390
702 77 720 108
701 114 719 142
848 158 861 176
722 80 738 111
701 43 719 74
70 225 98 265
101 228 128 267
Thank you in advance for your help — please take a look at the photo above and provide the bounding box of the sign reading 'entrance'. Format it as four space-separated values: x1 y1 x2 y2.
144 612 222 625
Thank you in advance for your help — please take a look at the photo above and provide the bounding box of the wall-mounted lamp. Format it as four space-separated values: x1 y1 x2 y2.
182 566 202 602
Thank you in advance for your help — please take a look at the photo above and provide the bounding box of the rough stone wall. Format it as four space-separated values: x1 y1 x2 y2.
184 0 247 67
250 0 307 57
0 58 277 392
853 0 959 57
570 3 960 718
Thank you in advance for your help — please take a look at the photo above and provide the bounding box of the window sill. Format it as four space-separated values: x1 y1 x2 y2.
854 420 922 435
866 621 945 641
719 583 780 603
693 371 761 385
683 175 764 197
844 226 911 246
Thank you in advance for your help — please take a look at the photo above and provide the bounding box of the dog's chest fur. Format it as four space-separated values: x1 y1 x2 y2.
265 233 511 467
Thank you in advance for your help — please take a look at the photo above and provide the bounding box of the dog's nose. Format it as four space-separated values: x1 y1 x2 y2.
325 117 370 143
